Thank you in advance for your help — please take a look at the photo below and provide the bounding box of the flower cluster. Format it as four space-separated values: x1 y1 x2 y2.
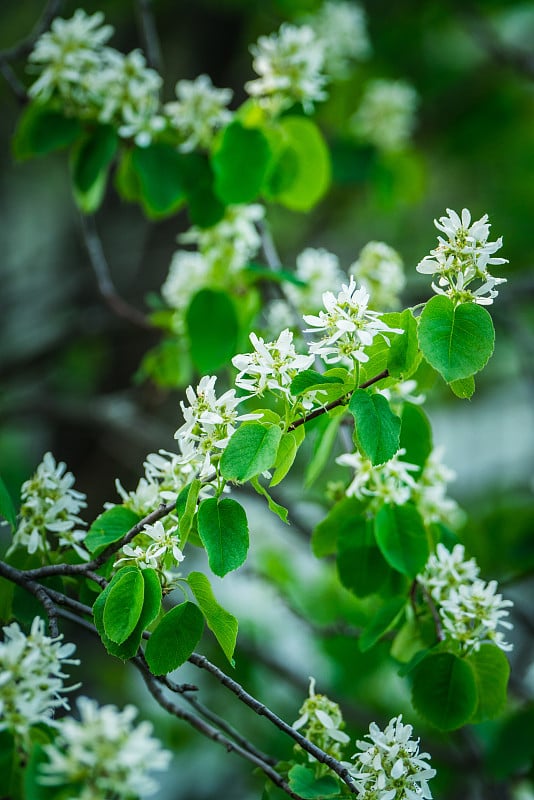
286 247 346 315
8 452 88 560
348 715 436 799
175 375 261 478
164 74 233 152
303 276 403 367
304 1 370 79
336 446 459 527
246 23 327 114
39 696 171 799
351 241 406 310
293 678 350 763
0 617 79 743
233 329 314 397
418 544 514 653
351 79 418 152
416 208 507 305
115 520 185 574
28 10 164 147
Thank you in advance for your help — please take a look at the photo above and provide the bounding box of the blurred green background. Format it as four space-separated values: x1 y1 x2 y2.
1 1 533 798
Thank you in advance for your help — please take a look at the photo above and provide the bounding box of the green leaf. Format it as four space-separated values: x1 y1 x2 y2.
387 309 421 379
305 412 343 488
486 707 534 779
177 153 225 228
348 390 401 466
212 121 273 204
145 601 204 675
220 422 282 483
131 142 186 218
186 289 239 374
250 477 289 524
13 104 82 161
359 596 406 652
0 475 17 530
374 504 429 578
270 428 304 487
467 643 510 723
136 337 193 389
114 148 141 202
268 117 331 211
93 568 161 660
197 497 249 577
103 567 144 644
85 506 142 556
312 496 365 558
399 403 433 471
418 296 495 382
411 651 478 730
176 479 202 546
290 369 344 396
337 515 393 597
287 765 340 799
187 571 238 666
449 375 475 399
70 124 118 212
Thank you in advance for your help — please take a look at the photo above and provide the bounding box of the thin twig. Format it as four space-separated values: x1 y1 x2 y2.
0 0 63 62
287 369 389 432
0 560 59 634
0 60 28 104
135 0 163 72
189 652 357 792
79 214 154 330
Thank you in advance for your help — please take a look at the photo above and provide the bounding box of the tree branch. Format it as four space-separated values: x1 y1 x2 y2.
135 0 163 72
0 0 63 62
79 214 154 330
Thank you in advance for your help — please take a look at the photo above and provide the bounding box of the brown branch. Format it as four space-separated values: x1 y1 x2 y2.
189 652 357 793
135 0 163 73
79 214 154 330
287 369 389 432
0 60 28 104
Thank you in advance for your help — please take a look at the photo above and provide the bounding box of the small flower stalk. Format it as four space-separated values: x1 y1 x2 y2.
417 208 507 305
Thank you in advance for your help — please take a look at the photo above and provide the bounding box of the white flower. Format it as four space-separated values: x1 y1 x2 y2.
349 714 436 800
336 449 419 506
303 276 403 366
418 543 479 605
351 79 418 152
165 74 233 152
175 375 261 478
304 1 370 79
350 241 406 310
285 247 346 314
115 520 184 572
118 95 166 147
378 379 425 407
233 329 314 397
293 677 350 761
39 697 171 798
264 299 298 336
0 617 79 743
8 452 88 560
180 204 264 274
412 447 460 527
416 208 507 306
246 23 327 114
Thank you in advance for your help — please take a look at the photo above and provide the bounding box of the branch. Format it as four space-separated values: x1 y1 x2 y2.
189 652 357 793
0 0 63 62
135 0 163 72
287 369 390 432
0 60 28 104
79 214 154 330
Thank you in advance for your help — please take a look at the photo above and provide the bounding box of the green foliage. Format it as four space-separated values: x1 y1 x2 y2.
0 474 17 530
337 515 393 598
399 403 433 472
287 765 340 799
145 601 204 675
486 706 534 779
197 497 249 577
212 121 273 203
267 117 331 211
311 496 364 558
449 375 476 399
411 652 478 730
176 479 202 546
467 644 510 723
387 309 421 379
348 390 401 466
186 289 239 374
250 476 289 524
130 142 186 218
187 571 238 666
136 337 193 389
85 507 141 556
12 104 82 160
102 566 144 644
305 410 344 487
178 153 225 227
220 422 282 483
418 296 495 382
270 428 304 487
290 370 344 396
359 596 406 652
374 504 429 578
70 124 118 212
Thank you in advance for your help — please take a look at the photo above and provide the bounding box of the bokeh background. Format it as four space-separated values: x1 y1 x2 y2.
1 1 533 798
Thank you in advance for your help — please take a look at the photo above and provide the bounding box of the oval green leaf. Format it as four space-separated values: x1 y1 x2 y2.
187 571 238 666
348 390 401 466
186 289 239 374
374 503 429 577
145 601 204 675
411 651 478 730
220 422 282 483
359 596 407 652
131 142 186 218
103 567 145 644
399 403 432 472
212 121 273 204
418 295 495 382
197 497 249 577
13 104 82 161
467 643 510 723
